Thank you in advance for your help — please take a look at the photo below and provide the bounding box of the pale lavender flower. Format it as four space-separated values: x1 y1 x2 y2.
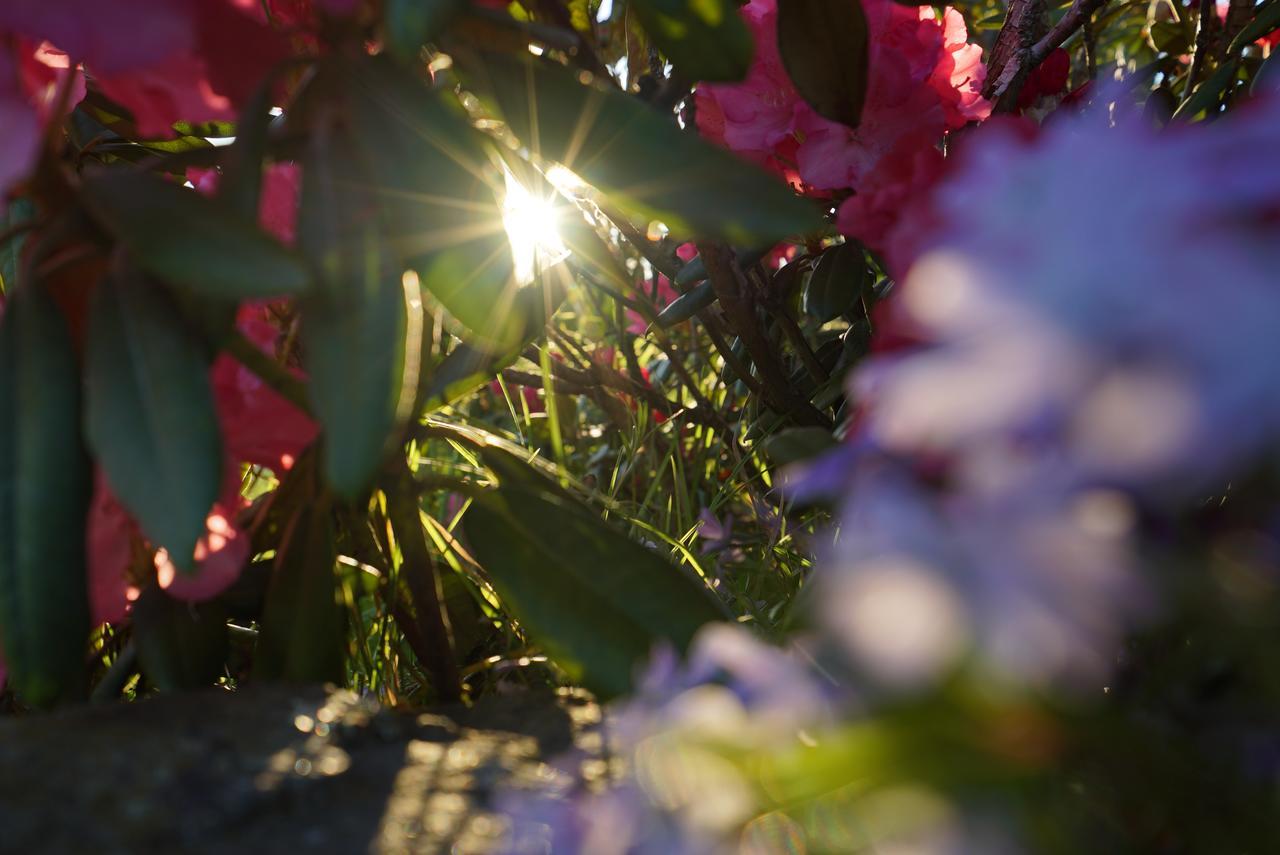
819 459 1144 690
856 94 1280 495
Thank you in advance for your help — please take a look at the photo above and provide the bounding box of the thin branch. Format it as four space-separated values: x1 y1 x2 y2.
1030 0 1114 69
698 242 829 428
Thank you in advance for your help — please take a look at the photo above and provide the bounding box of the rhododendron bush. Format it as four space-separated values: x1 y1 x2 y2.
1 0 1280 850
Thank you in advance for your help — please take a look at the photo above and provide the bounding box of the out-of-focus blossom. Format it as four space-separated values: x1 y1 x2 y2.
801 90 1280 700
855 96 1280 492
499 625 832 854
0 40 83 197
1 0 291 139
0 48 41 198
87 471 141 627
818 460 1144 689
154 464 253 602
698 0 989 193
213 305 317 472
0 1 193 76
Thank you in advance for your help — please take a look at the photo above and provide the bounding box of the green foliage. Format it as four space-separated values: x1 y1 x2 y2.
132 586 230 691
0 284 91 708
80 171 311 300
471 51 824 243
256 493 346 684
463 442 727 698
85 267 223 568
630 0 755 82
776 0 870 128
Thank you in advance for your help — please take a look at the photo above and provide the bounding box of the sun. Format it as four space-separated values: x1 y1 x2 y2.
502 169 568 285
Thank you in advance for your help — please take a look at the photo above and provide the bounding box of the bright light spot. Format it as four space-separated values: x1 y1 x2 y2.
502 170 568 285
545 164 588 196
830 556 968 688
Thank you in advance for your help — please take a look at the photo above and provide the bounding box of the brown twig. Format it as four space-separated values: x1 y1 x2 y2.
698 242 828 428
1188 0 1219 92
1030 0 1114 69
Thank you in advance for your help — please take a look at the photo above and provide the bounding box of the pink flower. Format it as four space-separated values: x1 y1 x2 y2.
87 472 141 627
0 47 41 198
2 0 291 139
0 1 194 76
931 7 991 127
212 305 317 472
0 40 83 197
1017 48 1070 110
835 142 945 277
154 464 252 602
696 0 990 194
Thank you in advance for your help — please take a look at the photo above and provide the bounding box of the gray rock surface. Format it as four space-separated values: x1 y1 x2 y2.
0 685 601 854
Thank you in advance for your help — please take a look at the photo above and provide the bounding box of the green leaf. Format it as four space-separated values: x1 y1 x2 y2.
217 79 276 224
85 267 223 569
674 243 772 288
0 198 35 297
760 426 837 467
776 0 870 129
298 131 413 499
655 279 717 327
256 497 346 683
1228 0 1280 55
463 444 726 698
472 51 824 244
79 170 311 299
132 585 230 691
631 0 754 82
343 57 525 348
0 283 92 708
803 241 868 322
1174 59 1241 120
384 0 467 63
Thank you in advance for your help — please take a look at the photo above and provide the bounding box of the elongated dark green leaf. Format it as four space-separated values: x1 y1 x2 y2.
343 57 526 348
85 269 223 568
0 198 35 297
217 79 276 224
1228 0 1280 55
256 498 345 683
631 0 754 82
655 279 717 327
0 284 92 708
777 0 869 129
463 445 726 698
674 244 771 288
803 241 868 322
298 130 412 499
79 170 310 299
473 52 824 244
1174 59 1240 120
132 585 229 691
384 0 467 62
